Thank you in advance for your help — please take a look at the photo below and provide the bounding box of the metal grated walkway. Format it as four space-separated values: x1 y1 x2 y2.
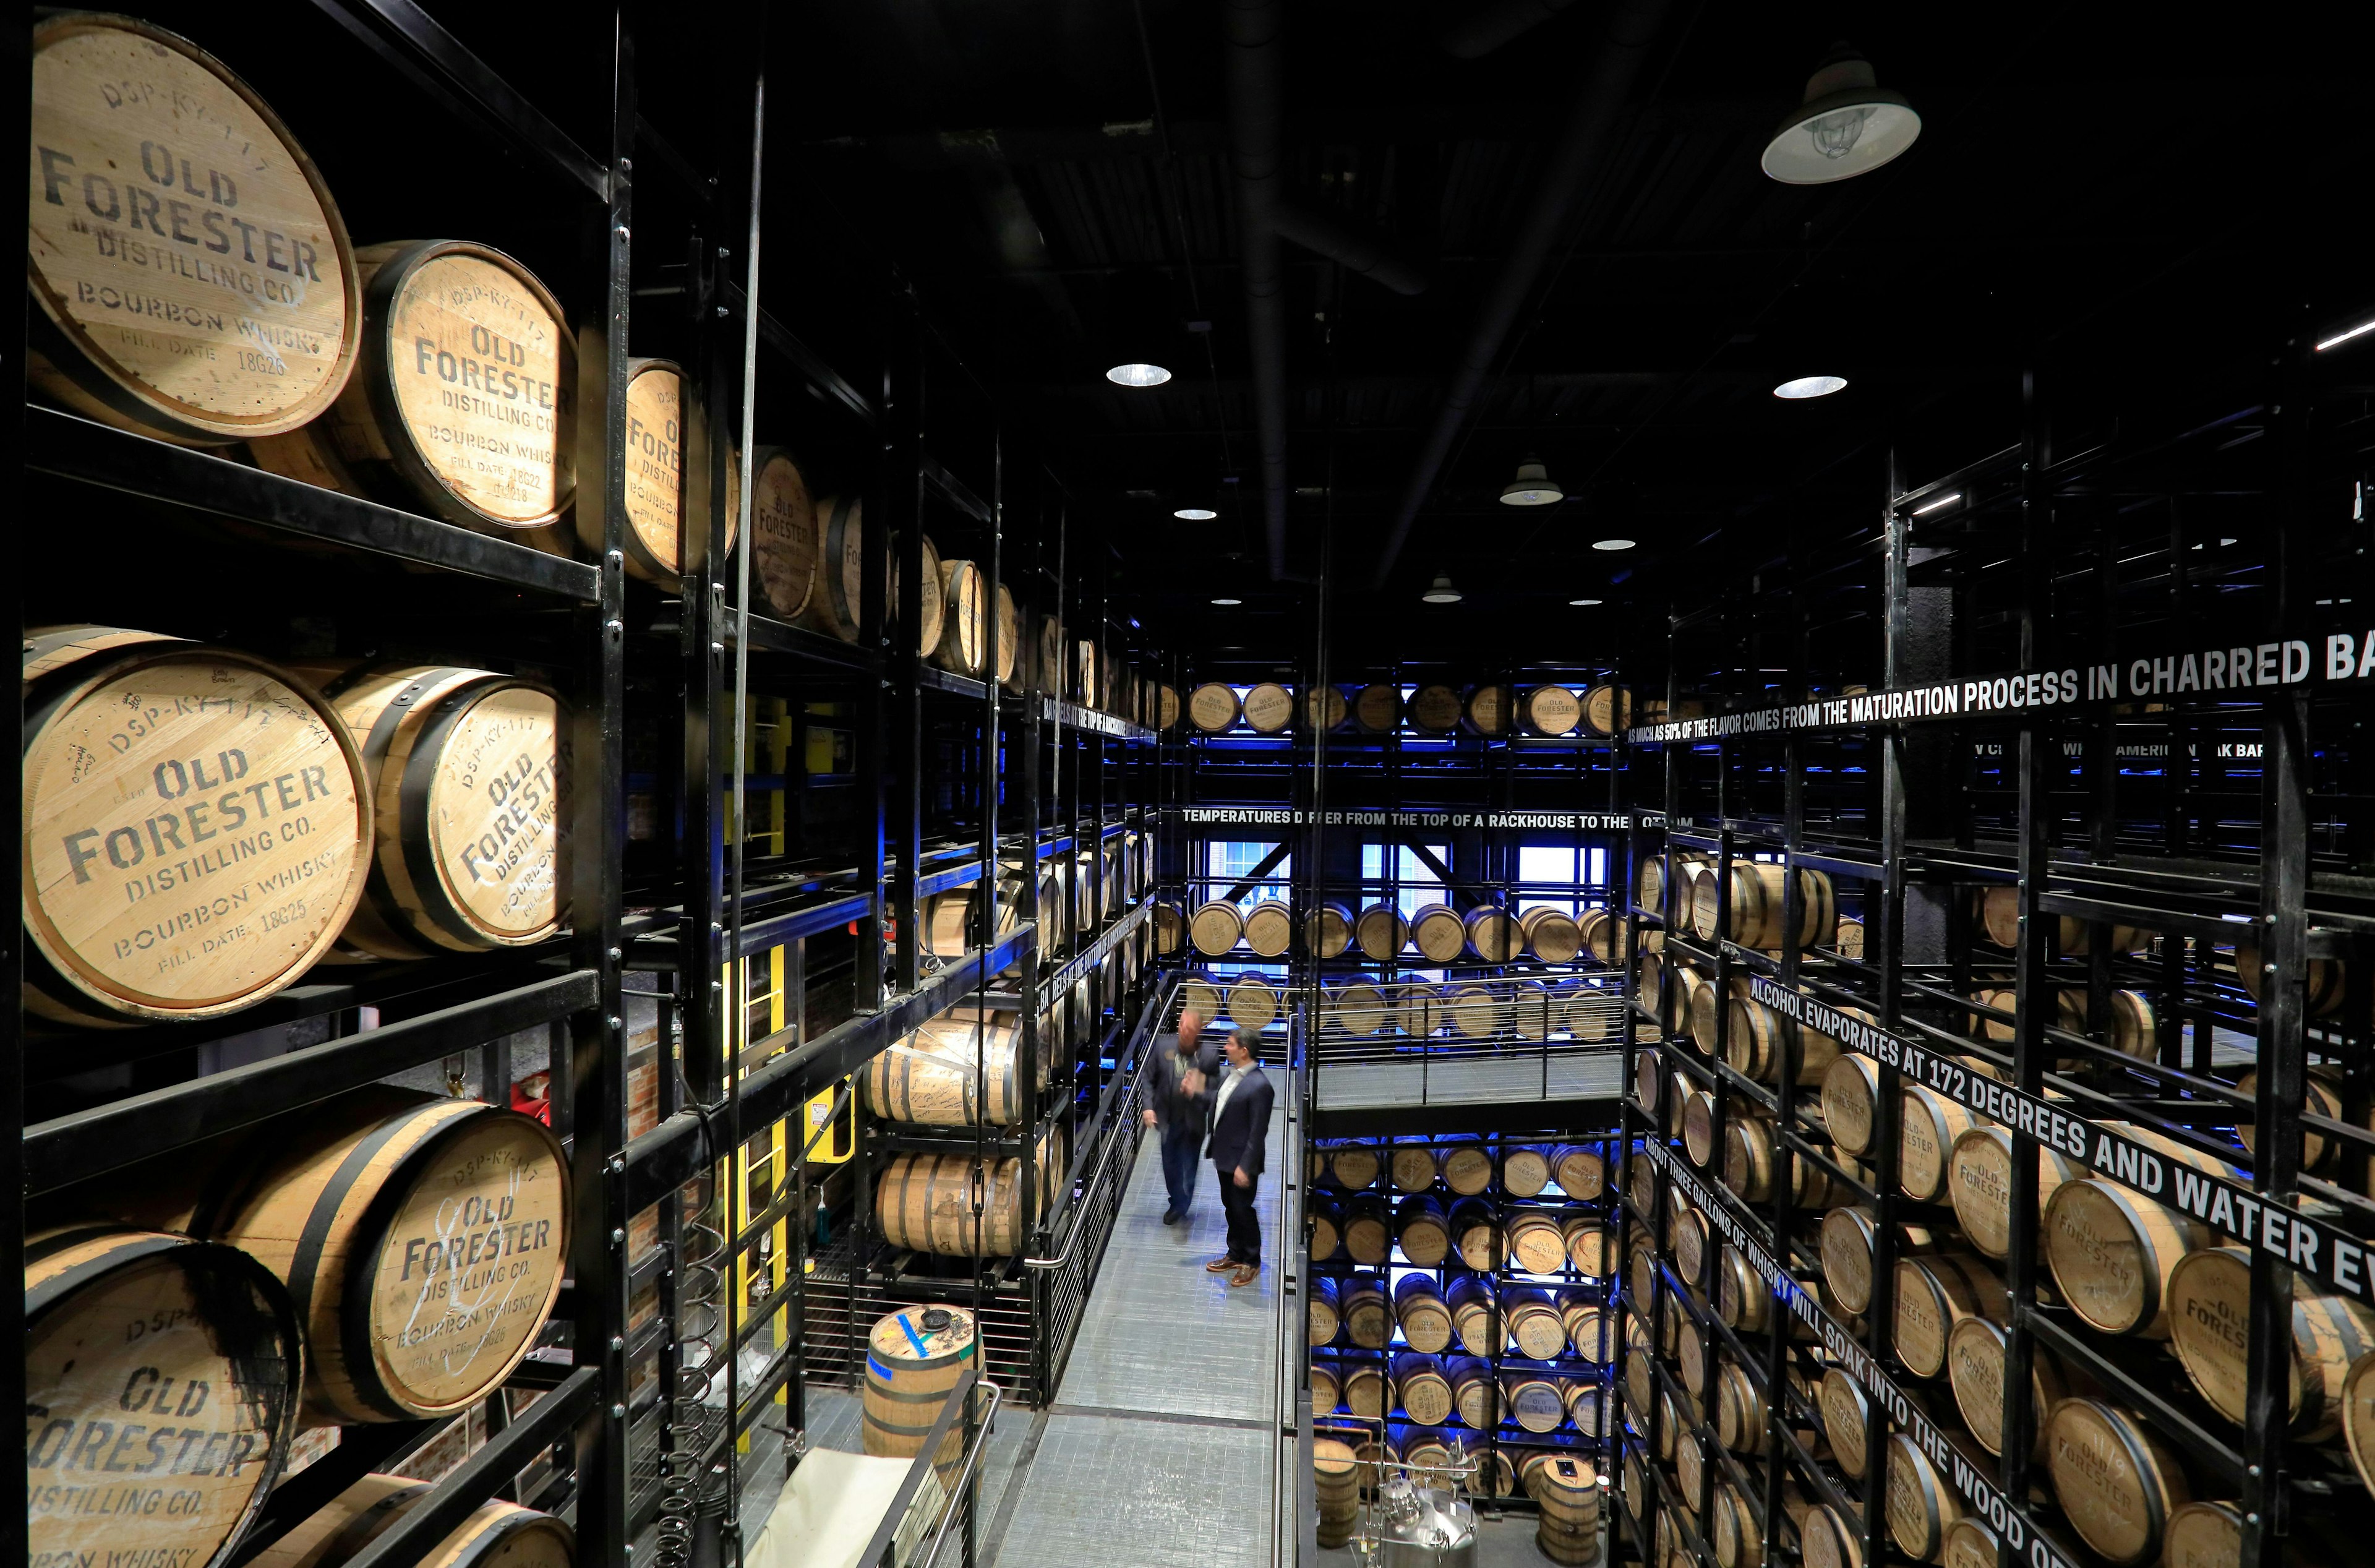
977 1116 1287 1568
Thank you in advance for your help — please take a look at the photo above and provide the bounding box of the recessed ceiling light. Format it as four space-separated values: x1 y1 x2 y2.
1210 596 1242 606
1569 598 1603 606
1421 573 1463 604
1500 458 1564 507
1774 374 1849 399
1106 362 1171 387
1591 539 1635 552
1761 46 1921 185
1173 506 1218 520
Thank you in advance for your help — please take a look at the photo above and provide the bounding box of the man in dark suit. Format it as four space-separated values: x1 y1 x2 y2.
1202 1027 1274 1287
1142 1009 1219 1223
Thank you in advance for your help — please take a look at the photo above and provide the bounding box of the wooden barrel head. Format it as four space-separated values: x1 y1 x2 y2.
1354 902 1408 959
1189 900 1244 955
620 359 738 583
1948 1124 2075 1260
2045 1177 2207 1338
1466 683 1513 735
1801 1504 1864 1568
1304 685 1349 730
1411 904 1467 962
27 1228 304 1568
1243 900 1293 957
1820 1053 1881 1155
29 15 360 443
1524 684 1583 735
1188 682 1241 731
2160 1504 2241 1568
1227 977 1278 1030
1408 683 1463 732
1940 1519 1997 1568
1242 682 1294 732
23 635 372 1024
1946 1317 2061 1460
1352 683 1402 731
1307 902 1353 959
1581 683 1633 737
750 447 818 620
1818 1208 1878 1316
1818 1369 1871 1477
1885 1433 1961 1564
2043 1399 2188 1567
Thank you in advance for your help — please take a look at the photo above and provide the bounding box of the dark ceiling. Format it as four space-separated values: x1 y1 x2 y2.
747 0 2374 667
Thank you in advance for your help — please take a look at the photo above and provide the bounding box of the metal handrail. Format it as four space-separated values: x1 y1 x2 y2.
916 1379 1006 1568
1022 1037 1157 1270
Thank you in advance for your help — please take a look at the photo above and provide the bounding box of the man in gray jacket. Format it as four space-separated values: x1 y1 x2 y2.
1142 1009 1218 1223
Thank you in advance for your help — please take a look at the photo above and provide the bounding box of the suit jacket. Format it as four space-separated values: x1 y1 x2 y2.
1204 1063 1274 1176
1151 1035 1222 1139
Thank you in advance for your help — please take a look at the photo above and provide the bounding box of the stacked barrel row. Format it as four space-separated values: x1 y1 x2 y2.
1172 972 1627 1040
1309 1137 1619 1502
1180 680 1670 737
1163 895 1628 967
923 833 1150 974
26 1081 573 1568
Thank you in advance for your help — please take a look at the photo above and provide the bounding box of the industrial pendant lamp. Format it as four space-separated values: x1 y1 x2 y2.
1761 44 1920 184
1421 573 1464 604
1499 458 1564 507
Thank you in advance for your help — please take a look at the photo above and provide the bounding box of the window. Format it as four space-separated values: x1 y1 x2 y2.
1205 840 1290 911
1515 844 1610 917
1361 843 1450 921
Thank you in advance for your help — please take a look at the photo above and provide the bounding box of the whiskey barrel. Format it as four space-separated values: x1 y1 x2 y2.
1309 1194 1344 1262
862 1304 977 1473
1452 1199 1501 1271
1408 683 1464 733
2237 1066 2368 1173
1188 899 1245 956
1465 902 1521 961
1820 1053 1882 1156
931 558 1001 676
1562 980 1620 1041
184 1087 570 1424
1304 685 1350 731
2236 940 2346 1015
1395 1353 1455 1425
1311 1363 1342 1413
1801 1504 1864 1568
1552 1144 1606 1199
803 493 871 641
290 661 567 959
1637 851 1703 919
1716 1246 1769 1333
29 15 361 444
1188 682 1241 732
1330 1143 1384 1191
1500 1145 1553 1198
1581 684 1633 737
616 359 748 583
1898 1085 1980 1204
1306 901 1354 958
1726 998 1826 1084
2168 1244 2375 1438
1671 1205 1713 1288
1818 1368 1879 1478
1721 1116 1836 1208
1342 1363 1387 1420
1885 1432 1961 1564
1242 899 1293 957
252 239 575 550
1395 1273 1453 1353
1411 902 1469 962
2045 1171 2217 1337
1243 681 1294 734
1709 1482 1760 1568
1390 1142 1443 1192
22 628 372 1026
1562 1294 1612 1363
1689 862 1836 952
1443 1142 1497 1196
1031 615 1064 696
1676 965 1721 1053
2342 1350 2375 1502
1894 1253 2006 1379
1393 981 1442 1038
1534 1456 1603 1564
862 1015 1031 1126
1522 684 1584 736
25 1226 304 1568
1355 901 1410 959
2043 1399 2189 1567
1945 1125 2076 1260
1327 982 1388 1036
1508 979 1554 1039
1343 1273 1393 1348
1226 976 1278 1031
1314 1440 1359 1547
1681 1088 1719 1168
1819 1207 1947 1317
1579 906 1632 964
1520 904 1584 963
1396 1194 1452 1266
1445 980 1503 1038
1352 683 1403 732
1464 683 1515 736
245 1475 573 1568
876 1144 1053 1256
1449 1277 1499 1358
1504 1287 1568 1359
1343 1194 1392 1264
1946 1317 2066 1460
1074 641 1098 708
1712 1359 1765 1453
1563 1217 1612 1278
1502 1371 1568 1433
1307 1277 1342 1345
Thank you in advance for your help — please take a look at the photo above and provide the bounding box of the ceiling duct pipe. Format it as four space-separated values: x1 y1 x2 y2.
1371 0 1672 590
1274 200 1431 296
1439 0 1577 59
1223 0 1291 581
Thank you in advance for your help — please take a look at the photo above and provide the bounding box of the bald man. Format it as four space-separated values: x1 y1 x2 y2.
1144 1009 1220 1223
